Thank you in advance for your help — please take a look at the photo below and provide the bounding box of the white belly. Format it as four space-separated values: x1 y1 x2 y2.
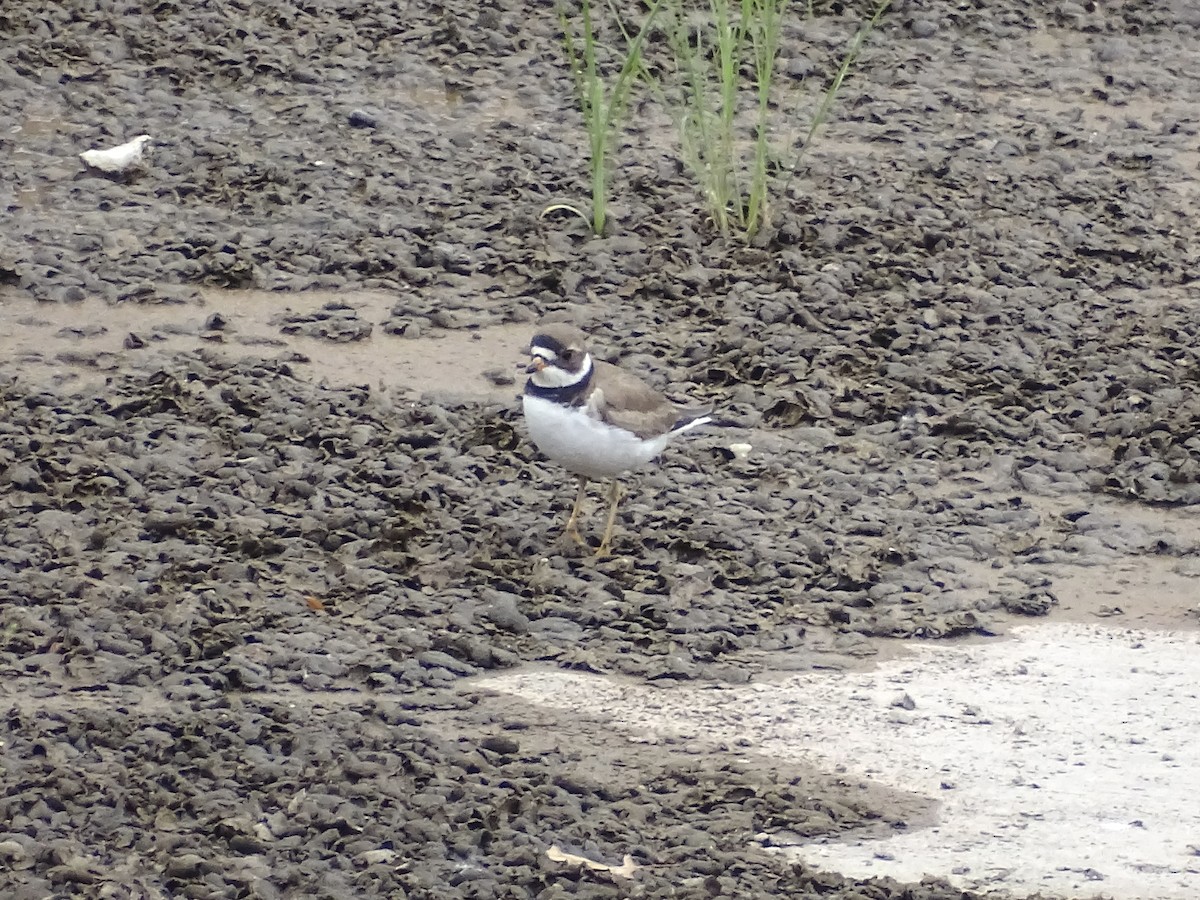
523 395 672 480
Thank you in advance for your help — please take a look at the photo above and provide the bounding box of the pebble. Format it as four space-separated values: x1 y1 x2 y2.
910 18 938 38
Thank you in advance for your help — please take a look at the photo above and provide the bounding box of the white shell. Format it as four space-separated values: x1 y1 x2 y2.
728 442 753 459
79 135 152 173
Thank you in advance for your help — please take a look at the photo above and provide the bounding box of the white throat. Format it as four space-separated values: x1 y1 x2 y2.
531 353 592 390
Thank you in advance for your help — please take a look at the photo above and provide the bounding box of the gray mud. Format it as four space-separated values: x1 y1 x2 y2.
2 0 1199 897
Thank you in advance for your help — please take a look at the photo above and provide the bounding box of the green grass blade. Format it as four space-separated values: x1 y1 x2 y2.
798 0 890 160
554 0 665 236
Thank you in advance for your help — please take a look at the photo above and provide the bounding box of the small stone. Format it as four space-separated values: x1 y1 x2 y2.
0 840 28 864
165 853 207 878
485 593 530 634
417 650 477 676
910 18 938 38
483 367 516 387
8 464 43 491
783 54 815 78
480 735 520 755
358 848 398 865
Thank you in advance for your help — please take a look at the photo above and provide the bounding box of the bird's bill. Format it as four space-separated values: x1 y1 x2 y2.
525 356 546 374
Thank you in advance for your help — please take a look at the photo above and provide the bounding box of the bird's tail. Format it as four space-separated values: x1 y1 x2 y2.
670 410 713 434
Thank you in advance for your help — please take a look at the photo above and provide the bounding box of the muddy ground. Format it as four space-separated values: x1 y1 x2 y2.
2 0 1199 897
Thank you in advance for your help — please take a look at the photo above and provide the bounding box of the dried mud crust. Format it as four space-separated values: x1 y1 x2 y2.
2 0 1200 897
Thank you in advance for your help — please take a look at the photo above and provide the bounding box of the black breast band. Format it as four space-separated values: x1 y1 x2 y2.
524 361 594 407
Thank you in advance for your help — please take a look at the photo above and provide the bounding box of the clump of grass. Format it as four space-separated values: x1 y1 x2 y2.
659 0 891 241
546 0 665 236
549 0 889 241
663 0 787 238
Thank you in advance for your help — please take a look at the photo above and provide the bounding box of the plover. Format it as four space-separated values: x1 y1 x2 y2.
522 324 711 556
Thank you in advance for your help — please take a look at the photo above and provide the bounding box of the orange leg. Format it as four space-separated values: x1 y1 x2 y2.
595 480 622 558
563 476 588 546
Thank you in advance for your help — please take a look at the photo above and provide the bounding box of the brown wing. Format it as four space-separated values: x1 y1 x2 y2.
590 361 698 439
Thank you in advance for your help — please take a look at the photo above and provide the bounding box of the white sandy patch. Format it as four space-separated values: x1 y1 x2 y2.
477 624 1200 899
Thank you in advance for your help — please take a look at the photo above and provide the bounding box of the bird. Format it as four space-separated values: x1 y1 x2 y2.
522 323 711 557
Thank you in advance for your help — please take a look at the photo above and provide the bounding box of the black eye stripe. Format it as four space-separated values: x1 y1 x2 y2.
529 330 589 371
531 336 586 363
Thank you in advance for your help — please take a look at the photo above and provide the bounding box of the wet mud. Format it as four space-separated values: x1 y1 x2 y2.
2 0 1199 897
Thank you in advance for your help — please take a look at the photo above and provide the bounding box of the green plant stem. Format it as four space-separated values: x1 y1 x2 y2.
793 0 891 169
557 0 664 236
744 0 786 238
662 0 789 239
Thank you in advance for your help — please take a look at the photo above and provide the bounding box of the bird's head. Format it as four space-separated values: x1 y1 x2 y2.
526 325 592 389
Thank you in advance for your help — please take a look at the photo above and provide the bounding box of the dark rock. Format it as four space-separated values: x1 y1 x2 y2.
479 735 519 755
